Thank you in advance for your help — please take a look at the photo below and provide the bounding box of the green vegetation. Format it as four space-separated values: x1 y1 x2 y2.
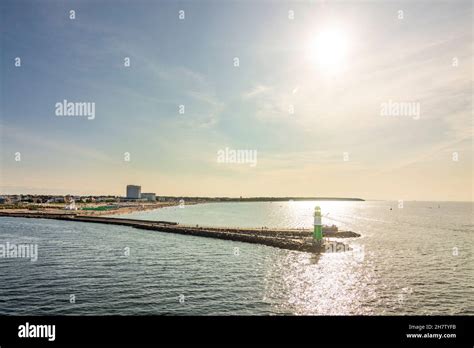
81 206 118 211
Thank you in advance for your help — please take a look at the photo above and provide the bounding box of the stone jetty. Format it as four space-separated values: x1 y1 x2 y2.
0 212 361 253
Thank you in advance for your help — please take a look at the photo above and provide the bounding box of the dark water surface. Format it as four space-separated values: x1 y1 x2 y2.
0 201 472 315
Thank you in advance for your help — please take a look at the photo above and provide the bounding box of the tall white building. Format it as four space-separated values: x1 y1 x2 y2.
126 185 141 199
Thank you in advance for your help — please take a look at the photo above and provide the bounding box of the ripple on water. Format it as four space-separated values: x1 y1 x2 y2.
0 201 472 315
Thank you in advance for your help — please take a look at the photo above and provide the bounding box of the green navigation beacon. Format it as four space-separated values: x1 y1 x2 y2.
313 206 323 242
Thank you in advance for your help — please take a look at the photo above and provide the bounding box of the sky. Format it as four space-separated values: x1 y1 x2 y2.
0 0 472 201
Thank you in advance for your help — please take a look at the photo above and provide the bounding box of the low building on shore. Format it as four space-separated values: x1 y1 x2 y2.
141 193 156 201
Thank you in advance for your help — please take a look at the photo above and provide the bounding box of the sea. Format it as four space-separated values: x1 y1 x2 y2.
0 201 472 315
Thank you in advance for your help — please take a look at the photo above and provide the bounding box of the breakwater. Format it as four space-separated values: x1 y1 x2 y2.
0 212 360 253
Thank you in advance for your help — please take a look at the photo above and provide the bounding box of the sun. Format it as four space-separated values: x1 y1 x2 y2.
309 28 350 73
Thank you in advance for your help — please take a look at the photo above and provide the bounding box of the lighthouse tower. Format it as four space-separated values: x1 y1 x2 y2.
313 206 323 242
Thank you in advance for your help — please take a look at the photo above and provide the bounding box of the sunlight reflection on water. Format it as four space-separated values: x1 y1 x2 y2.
111 201 472 315
0 201 471 315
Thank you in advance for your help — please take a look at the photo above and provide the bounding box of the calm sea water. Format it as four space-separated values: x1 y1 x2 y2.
0 201 472 315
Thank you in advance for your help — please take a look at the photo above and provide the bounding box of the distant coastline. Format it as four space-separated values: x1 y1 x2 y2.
0 194 365 206
139 196 366 202
0 194 364 202
0 195 364 217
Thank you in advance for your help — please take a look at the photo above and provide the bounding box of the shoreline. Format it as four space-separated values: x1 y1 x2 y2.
0 211 361 253
0 202 180 217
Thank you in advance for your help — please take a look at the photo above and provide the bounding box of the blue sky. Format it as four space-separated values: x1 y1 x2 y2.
1 0 472 200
